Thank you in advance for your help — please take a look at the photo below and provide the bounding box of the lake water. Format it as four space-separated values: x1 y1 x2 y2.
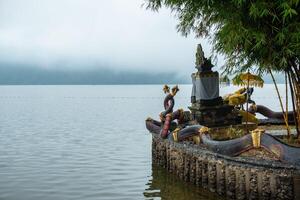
0 84 290 200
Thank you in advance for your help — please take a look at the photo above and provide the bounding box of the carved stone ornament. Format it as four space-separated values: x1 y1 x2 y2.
195 44 205 71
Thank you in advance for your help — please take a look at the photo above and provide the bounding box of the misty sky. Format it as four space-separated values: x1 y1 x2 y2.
0 0 217 73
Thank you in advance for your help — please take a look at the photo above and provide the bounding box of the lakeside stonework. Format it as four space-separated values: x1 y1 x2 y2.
152 134 300 200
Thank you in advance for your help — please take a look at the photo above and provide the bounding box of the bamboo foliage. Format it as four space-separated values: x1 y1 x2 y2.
145 0 300 136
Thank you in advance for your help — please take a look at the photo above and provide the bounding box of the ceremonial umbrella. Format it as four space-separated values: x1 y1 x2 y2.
232 72 264 132
232 72 264 88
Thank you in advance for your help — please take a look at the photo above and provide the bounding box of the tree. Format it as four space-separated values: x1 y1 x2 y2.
145 0 300 135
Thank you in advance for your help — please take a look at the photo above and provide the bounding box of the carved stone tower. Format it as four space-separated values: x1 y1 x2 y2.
189 44 241 127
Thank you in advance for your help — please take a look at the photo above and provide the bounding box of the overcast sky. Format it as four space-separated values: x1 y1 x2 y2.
0 0 216 73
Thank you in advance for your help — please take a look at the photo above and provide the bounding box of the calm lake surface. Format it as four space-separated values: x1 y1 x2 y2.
0 84 290 200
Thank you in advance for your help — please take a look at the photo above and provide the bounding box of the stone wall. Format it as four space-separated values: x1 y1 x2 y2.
152 135 300 200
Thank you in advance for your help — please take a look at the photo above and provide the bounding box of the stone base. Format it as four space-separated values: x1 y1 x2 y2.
152 134 300 200
189 103 242 127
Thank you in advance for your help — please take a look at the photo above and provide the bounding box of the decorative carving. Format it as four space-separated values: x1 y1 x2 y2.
195 44 205 70
195 43 213 72
163 84 170 94
251 128 265 148
199 126 209 134
172 128 180 142
170 85 179 97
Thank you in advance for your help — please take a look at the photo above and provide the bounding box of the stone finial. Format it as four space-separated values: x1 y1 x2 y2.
195 44 205 70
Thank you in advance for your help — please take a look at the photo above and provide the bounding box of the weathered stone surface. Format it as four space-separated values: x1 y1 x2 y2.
184 153 190 182
226 166 236 199
261 172 271 200
202 160 208 189
275 175 293 200
208 161 217 193
217 162 226 196
190 156 197 184
152 134 300 200
236 168 246 200
195 158 202 186
248 171 258 200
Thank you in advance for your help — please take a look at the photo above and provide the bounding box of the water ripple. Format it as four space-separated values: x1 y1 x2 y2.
0 85 287 200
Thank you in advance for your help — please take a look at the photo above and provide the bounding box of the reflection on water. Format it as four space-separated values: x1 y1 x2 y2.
144 164 224 200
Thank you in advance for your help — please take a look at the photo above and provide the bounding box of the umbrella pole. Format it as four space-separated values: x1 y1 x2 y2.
246 71 249 134
286 71 290 139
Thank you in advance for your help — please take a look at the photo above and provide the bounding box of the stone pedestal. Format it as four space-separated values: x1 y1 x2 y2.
189 103 242 127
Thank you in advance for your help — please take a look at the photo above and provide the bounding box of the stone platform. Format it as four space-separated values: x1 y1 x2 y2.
152 134 300 200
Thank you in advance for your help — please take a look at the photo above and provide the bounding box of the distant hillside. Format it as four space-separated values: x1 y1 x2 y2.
0 64 187 85
0 63 284 85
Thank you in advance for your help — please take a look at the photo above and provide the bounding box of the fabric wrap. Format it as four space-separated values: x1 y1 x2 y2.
191 73 219 100
191 74 196 100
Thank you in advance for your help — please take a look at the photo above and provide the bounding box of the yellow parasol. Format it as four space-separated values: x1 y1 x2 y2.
232 72 264 88
232 72 264 133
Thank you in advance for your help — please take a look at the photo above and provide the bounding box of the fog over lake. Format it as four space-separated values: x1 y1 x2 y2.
0 0 286 84
0 0 212 74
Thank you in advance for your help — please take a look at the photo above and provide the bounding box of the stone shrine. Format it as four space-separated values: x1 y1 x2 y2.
189 44 242 127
